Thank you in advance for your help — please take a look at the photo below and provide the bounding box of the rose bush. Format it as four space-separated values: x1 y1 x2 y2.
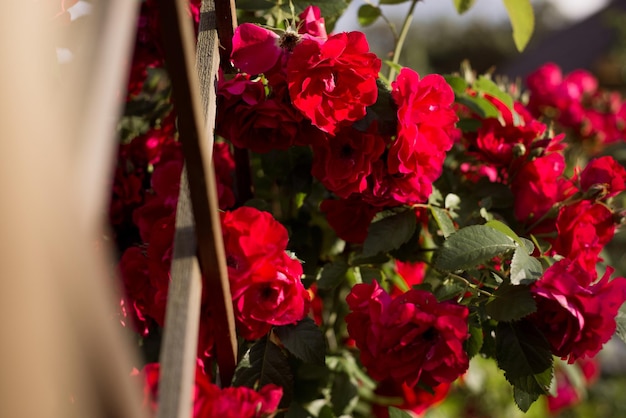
110 1 626 416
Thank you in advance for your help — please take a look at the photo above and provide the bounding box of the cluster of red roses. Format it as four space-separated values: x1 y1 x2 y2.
218 7 458 244
133 362 282 418
110 0 626 416
527 63 626 149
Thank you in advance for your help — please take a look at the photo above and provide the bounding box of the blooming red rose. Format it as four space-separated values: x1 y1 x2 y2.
529 259 626 362
373 379 451 418
287 31 381 135
511 152 574 223
579 155 626 198
385 68 457 203
134 362 282 418
232 251 310 340
346 281 469 389
221 206 289 282
320 197 379 244
549 201 615 273
311 126 386 198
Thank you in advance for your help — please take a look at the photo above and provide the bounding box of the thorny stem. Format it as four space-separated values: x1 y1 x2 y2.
388 0 421 82
447 273 493 297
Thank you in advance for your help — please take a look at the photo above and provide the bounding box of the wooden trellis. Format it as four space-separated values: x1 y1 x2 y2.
155 1 239 417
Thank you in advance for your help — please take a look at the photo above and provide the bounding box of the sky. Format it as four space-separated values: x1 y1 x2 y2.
335 0 611 32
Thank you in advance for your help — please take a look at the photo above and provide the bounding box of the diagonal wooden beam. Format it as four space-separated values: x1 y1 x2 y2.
156 1 237 417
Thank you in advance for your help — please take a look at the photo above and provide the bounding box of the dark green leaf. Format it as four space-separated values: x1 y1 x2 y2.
233 338 293 406
474 76 514 112
496 321 553 411
502 0 535 51
318 405 337 418
289 0 349 32
514 386 541 412
444 75 468 94
357 266 384 284
434 225 516 271
486 283 536 321
357 4 381 26
331 372 358 416
274 318 325 366
317 260 349 290
615 307 626 345
466 324 484 359
363 210 417 257
431 206 456 238
379 0 411 4
388 407 414 418
236 0 274 10
456 95 501 119
510 248 543 285
285 401 314 418
453 0 476 14
484 220 523 248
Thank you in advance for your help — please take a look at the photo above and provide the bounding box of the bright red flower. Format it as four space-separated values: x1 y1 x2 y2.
134 362 282 418
511 152 574 223
580 155 626 198
320 197 379 244
233 251 310 340
311 126 386 198
373 379 451 418
346 281 469 389
221 206 289 281
529 259 626 362
287 31 381 135
549 201 615 273
386 68 457 203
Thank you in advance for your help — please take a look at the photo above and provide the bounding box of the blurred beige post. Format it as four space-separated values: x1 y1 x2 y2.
0 2 145 418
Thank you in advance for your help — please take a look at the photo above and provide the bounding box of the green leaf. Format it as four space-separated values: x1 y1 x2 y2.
357 4 381 26
502 0 535 51
274 317 325 366
486 283 536 321
235 0 274 10
452 0 476 14
615 307 626 345
510 247 543 285
431 206 456 238
496 321 553 411
434 225 516 272
466 322 484 359
233 338 293 405
444 75 468 94
317 260 349 290
379 0 411 4
474 76 514 112
456 94 501 119
389 407 413 418
363 210 417 257
331 372 358 416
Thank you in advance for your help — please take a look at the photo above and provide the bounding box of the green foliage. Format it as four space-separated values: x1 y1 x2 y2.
502 0 535 51
434 225 516 272
430 206 456 238
452 0 476 14
317 260 349 290
233 337 294 406
275 318 326 366
486 283 536 322
357 4 381 27
389 406 414 417
495 321 553 412
362 209 418 257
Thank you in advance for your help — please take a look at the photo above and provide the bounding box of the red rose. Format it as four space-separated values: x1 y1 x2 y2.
233 251 310 340
373 379 451 418
547 358 599 414
346 281 469 389
529 259 626 362
549 201 615 273
385 68 457 203
580 155 626 198
221 206 289 282
287 31 381 135
311 126 386 198
511 152 573 223
320 197 379 244
199 383 282 418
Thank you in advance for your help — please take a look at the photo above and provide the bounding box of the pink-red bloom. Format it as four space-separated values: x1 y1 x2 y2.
579 155 626 199
346 281 469 389
134 362 282 418
287 31 381 135
529 259 626 362
221 206 309 340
